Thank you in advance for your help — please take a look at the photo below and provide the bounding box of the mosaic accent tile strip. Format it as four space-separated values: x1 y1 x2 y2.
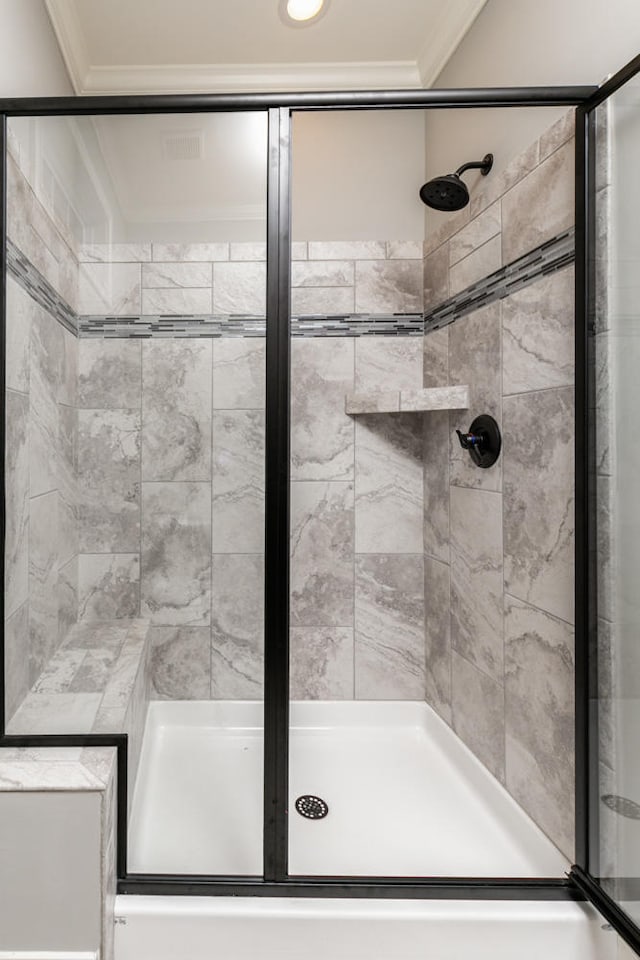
424 228 575 334
78 314 425 338
7 238 77 336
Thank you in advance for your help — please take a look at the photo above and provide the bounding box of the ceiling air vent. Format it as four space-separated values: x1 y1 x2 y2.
161 130 204 161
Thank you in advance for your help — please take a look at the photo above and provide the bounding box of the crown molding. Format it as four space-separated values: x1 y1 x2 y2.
79 61 422 95
417 0 488 87
43 0 90 93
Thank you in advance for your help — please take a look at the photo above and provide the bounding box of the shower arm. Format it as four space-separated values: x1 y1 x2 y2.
454 154 494 178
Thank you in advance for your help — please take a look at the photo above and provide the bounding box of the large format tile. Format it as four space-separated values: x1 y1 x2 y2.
423 327 448 389
78 554 140 621
450 486 504 683
355 414 423 553
451 651 505 783
211 554 264 698
291 286 354 315
78 410 141 553
150 626 211 699
57 403 78 568
141 339 212 481
449 303 502 492
292 260 353 287
213 262 266 315
142 262 212 288
291 338 354 481
60 328 77 408
290 481 354 627
5 390 29 617
30 303 62 497
423 243 449 312
58 557 78 647
152 242 228 262
449 235 501 295
354 554 425 699
355 337 423 393
212 410 264 553
212 338 265 409
505 595 574 858
290 627 354 700
355 260 423 313
5 602 30 724
308 241 386 261
6 277 31 394
142 287 212 315
424 556 451 724
502 139 574 263
78 262 141 315
78 339 141 409
503 388 574 623
502 267 574 395
29 491 59 685
449 202 501 266
141 482 211 626
423 411 449 564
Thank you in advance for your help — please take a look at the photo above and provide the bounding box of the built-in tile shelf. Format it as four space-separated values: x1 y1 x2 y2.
345 385 469 415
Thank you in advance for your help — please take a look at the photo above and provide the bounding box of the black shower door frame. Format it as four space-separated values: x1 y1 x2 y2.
0 82 603 903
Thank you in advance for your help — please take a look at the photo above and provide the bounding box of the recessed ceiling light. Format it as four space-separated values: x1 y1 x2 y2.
286 0 324 22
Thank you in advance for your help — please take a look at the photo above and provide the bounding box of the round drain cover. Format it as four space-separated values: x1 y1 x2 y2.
602 794 640 819
295 795 329 820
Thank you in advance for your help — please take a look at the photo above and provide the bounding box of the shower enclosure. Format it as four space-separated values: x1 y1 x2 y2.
1 53 639 954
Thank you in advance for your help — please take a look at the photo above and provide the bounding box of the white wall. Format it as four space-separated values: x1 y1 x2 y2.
0 0 72 96
424 0 640 233
292 110 427 241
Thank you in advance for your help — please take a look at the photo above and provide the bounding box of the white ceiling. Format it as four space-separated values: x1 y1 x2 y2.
44 0 488 93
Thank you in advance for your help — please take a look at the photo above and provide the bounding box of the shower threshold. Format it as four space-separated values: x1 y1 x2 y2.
128 700 568 878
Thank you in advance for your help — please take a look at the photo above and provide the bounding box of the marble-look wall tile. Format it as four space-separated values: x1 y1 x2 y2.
78 410 141 553
78 339 141 410
424 556 451 724
5 390 29 617
150 626 211 699
423 207 470 257
292 242 308 260
30 303 62 497
142 339 212 481
78 555 140 621
58 556 78 646
449 303 502 492
142 262 212 288
504 594 574 858
152 242 229 262
291 338 354 481
212 338 265 410
355 261 423 313
596 474 615 626
502 139 574 264
229 242 266 261
355 337 423 393
79 242 151 263
213 262 266 315
6 277 31 394
142 287 212 315
60 328 77 408
387 240 422 260
141 482 211 626
595 333 613 478
449 234 502 296
538 108 575 163
423 411 449 564
292 261 354 287
502 267 575 395
290 481 354 627
470 139 540 220
355 413 423 554
78 263 141 315
451 651 505 782
423 327 448 389
5 602 30 724
211 554 263 698
503 387 574 624
354 554 425 699
423 243 449 312
29 491 58 685
450 486 504 683
449 202 501 266
58 402 78 567
308 241 386 261
290 627 354 700
291 286 354 315
212 410 264 553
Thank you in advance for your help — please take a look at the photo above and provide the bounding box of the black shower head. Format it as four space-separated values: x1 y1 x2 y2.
419 153 493 212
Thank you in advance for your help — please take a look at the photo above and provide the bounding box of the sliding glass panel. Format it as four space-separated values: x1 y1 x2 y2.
287 105 576 878
592 67 640 922
3 111 268 876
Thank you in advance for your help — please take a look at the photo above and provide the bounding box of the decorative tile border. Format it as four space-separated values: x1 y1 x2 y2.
78 314 424 338
424 228 575 333
7 238 78 335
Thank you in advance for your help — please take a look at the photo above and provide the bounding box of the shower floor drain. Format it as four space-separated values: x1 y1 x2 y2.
295 795 329 820
601 794 640 819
